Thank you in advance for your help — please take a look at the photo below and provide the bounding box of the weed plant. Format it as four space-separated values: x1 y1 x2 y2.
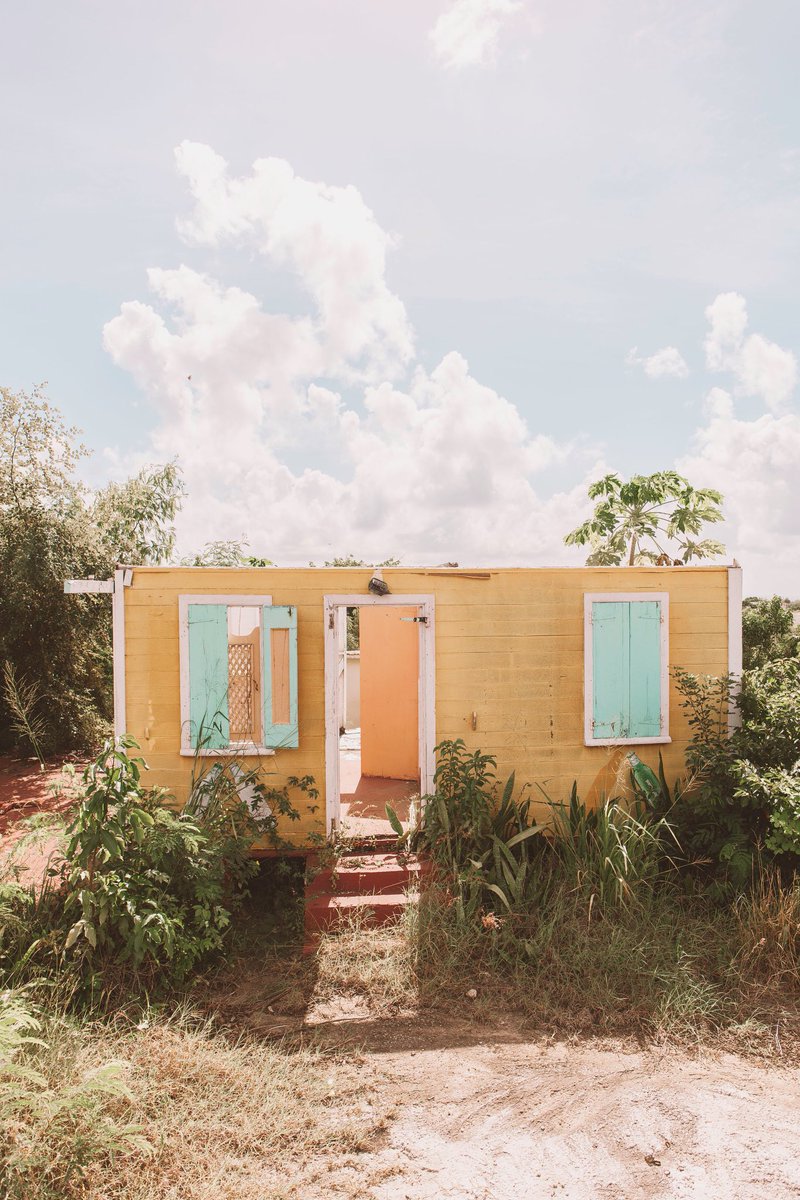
400 739 543 919
0 737 316 1008
544 783 678 911
0 991 151 1199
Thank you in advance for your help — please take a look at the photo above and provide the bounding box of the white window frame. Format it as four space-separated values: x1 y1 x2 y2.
178 594 277 757
583 591 671 747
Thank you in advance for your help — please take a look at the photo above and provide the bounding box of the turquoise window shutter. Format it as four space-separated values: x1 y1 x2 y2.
592 602 630 738
261 606 299 748
188 604 230 749
591 599 664 741
628 601 662 737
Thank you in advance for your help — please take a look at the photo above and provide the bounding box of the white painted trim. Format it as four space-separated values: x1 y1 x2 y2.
727 565 743 732
178 594 276 607
323 593 436 836
64 579 114 594
181 747 276 758
112 570 127 739
321 593 436 608
178 594 273 755
583 592 670 747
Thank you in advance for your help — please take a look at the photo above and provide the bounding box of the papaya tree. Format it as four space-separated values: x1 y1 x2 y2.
565 470 725 566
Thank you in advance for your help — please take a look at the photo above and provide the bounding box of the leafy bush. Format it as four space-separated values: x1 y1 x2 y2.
61 739 316 990
0 739 315 1002
0 385 184 755
742 595 800 670
671 659 800 883
0 992 150 1199
61 740 236 984
185 755 312 866
401 739 544 919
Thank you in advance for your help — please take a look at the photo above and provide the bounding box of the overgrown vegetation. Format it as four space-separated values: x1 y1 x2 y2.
0 992 151 1200
665 659 800 885
0 385 184 754
388 617 799 1037
0 994 375 1200
0 739 313 1006
393 740 541 919
742 594 800 669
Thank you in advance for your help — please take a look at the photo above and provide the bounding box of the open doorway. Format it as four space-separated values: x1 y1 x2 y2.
324 594 435 838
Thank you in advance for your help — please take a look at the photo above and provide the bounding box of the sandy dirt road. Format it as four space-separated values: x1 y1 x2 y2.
300 1019 800 1200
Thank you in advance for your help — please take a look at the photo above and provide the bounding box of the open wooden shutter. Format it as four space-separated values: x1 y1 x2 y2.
188 604 230 749
628 602 662 737
591 599 664 740
592 601 630 738
261 605 299 748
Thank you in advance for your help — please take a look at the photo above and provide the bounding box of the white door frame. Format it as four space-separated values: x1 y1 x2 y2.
323 593 436 835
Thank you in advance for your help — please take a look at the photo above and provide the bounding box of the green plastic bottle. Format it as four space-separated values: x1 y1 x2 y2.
627 752 661 806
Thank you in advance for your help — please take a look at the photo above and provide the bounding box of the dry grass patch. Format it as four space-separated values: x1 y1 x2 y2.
310 909 417 1022
8 1010 388 1200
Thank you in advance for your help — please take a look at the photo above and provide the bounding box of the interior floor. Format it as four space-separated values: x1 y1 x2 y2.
339 728 418 837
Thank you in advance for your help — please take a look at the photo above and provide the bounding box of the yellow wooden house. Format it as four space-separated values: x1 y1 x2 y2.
105 563 742 848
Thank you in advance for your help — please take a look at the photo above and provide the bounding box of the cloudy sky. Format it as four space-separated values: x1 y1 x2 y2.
2 1 799 593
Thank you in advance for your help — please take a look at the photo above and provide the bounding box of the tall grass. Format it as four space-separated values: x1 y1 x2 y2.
2 660 47 769
400 760 800 1045
731 869 800 994
544 784 678 912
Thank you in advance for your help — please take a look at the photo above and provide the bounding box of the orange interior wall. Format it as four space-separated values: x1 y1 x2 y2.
359 606 419 781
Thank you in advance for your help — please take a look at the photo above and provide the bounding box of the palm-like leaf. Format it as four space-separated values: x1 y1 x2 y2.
565 470 726 567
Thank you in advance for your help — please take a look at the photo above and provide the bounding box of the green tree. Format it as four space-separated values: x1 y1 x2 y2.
183 539 274 567
0 385 184 755
742 596 800 670
91 463 185 565
565 470 725 566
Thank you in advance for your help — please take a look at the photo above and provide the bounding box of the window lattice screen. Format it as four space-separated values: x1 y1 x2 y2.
228 643 254 737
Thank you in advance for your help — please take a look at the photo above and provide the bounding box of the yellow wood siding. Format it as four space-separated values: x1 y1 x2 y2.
123 565 732 845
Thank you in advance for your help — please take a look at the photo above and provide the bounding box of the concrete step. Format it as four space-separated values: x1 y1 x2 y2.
303 851 432 940
304 891 413 934
306 853 425 899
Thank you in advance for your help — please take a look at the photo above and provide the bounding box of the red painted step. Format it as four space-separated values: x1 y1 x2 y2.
303 851 429 937
305 891 413 932
305 853 425 899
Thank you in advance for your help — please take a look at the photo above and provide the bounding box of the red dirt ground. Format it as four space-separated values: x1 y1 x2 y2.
0 753 85 885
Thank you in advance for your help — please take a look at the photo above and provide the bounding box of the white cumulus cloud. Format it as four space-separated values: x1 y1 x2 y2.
173 141 414 385
429 0 524 70
103 143 596 566
704 291 797 412
103 147 800 594
626 345 689 379
680 389 800 593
